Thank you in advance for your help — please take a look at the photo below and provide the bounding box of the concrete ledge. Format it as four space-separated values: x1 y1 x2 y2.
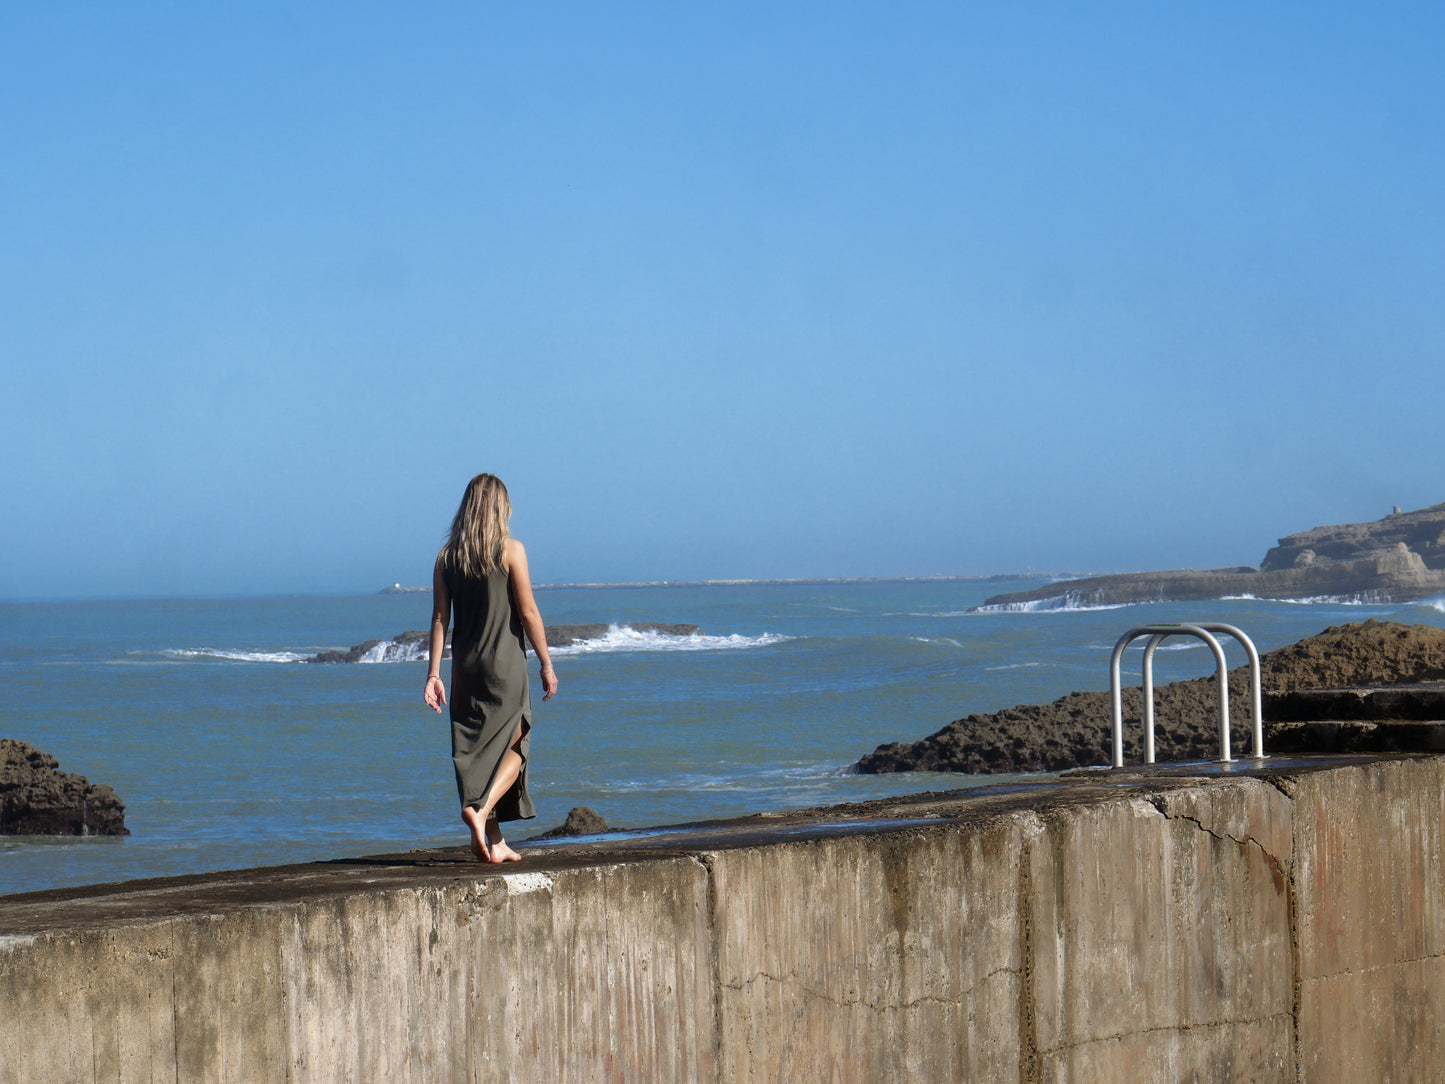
2 755 1443 1082
1266 683 1445 721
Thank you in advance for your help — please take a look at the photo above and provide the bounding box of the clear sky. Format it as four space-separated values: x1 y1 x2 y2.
3 3 1442 599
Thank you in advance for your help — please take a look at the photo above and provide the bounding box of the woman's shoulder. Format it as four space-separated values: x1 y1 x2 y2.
502 537 526 570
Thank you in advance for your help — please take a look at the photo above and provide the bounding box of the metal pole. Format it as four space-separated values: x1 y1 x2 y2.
1192 622 1265 759
1176 623 1231 761
1108 631 1134 768
1142 633 1167 764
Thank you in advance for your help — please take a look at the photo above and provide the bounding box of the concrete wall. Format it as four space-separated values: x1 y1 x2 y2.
2 755 1443 1082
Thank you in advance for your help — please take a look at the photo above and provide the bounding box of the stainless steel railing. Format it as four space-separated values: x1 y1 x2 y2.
1108 622 1265 767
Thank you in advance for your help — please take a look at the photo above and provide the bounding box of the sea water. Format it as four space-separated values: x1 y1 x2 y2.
3 579 1444 896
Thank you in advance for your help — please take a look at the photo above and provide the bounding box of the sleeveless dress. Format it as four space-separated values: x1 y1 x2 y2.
443 557 535 822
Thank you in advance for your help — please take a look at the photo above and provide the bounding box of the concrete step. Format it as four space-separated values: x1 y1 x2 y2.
1265 719 1445 755
1265 682 1445 722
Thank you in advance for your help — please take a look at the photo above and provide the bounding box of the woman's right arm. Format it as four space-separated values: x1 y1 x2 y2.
424 558 450 712
506 539 558 701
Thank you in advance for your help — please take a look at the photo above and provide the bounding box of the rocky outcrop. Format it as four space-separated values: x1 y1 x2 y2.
855 620 1445 775
979 502 1445 609
0 740 129 835
304 623 703 663
307 631 429 664
526 806 612 840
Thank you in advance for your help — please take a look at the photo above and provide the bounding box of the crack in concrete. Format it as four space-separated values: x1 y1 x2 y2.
719 964 1021 1014
1145 799 1288 884
1036 1010 1296 1056
691 852 726 1082
1303 949 1445 984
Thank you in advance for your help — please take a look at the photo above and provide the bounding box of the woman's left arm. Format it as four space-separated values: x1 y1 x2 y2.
424 557 450 712
507 539 558 701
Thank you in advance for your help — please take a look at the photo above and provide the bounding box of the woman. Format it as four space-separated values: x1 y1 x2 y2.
424 473 558 863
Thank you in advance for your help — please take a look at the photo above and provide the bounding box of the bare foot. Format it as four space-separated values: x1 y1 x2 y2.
486 819 523 862
491 839 523 862
461 805 491 862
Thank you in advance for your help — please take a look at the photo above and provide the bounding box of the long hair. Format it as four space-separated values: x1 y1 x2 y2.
440 473 512 579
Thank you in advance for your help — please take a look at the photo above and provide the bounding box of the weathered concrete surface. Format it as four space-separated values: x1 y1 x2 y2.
1028 777 1295 1081
1 756 1443 1082
707 818 1029 1082
0 859 714 1083
1282 757 1445 1084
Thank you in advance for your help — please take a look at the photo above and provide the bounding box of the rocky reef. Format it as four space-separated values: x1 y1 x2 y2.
1 739 129 835
305 623 703 663
979 502 1445 609
855 619 1445 775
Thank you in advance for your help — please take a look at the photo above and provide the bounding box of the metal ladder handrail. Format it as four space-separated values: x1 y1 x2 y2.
1174 622 1263 760
1109 623 1266 768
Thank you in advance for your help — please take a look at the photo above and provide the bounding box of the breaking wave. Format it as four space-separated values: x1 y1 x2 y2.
356 640 427 664
157 648 312 664
971 594 1135 614
1255 594 1394 606
551 625 789 656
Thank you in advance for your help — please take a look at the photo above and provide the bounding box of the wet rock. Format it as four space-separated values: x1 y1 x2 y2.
0 739 129 836
527 806 612 840
307 640 385 664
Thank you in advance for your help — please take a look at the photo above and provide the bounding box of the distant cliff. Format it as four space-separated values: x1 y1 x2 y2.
978 502 1445 610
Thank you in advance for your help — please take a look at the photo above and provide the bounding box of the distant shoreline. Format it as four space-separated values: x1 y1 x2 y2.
382 573 1064 594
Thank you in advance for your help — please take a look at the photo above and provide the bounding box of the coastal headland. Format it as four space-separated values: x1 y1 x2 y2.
980 501 1445 609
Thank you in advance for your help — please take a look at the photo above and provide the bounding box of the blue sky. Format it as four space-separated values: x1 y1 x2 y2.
3 3 1442 599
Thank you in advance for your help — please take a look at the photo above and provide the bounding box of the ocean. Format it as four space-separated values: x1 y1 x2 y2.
4 579 1445 897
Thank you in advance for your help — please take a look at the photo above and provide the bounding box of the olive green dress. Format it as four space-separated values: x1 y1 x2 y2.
443 558 534 822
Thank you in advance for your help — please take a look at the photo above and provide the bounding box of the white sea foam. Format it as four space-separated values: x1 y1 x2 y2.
909 636 964 648
971 594 1134 614
356 639 427 664
551 625 789 656
160 647 311 664
1259 594 1393 606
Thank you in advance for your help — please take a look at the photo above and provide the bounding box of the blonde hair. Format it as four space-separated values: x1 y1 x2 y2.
440 473 512 579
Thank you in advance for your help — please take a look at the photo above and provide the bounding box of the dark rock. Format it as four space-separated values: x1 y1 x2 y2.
306 630 433 664
0 739 129 836
307 639 384 664
526 806 612 840
979 502 1445 609
855 620 1445 776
